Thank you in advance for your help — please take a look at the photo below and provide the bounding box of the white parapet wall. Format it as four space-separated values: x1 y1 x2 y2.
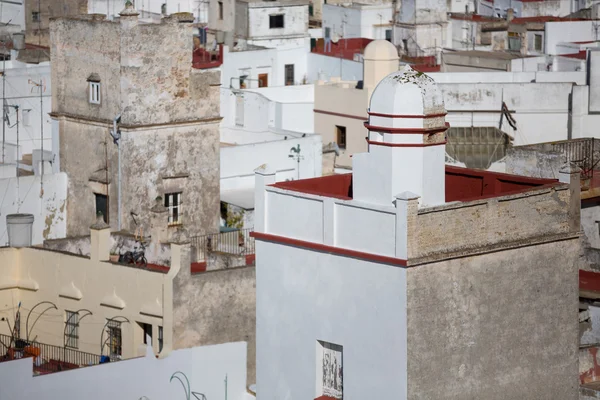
0 172 67 245
0 341 249 400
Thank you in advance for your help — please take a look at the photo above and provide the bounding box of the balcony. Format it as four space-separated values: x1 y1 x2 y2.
190 228 255 270
0 333 103 376
192 43 223 69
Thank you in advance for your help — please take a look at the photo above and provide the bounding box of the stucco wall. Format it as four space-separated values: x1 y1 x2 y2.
314 82 368 168
406 238 580 399
25 0 87 47
247 4 308 40
173 245 257 384
0 172 67 245
0 244 176 359
0 341 247 400
256 240 408 399
210 0 236 32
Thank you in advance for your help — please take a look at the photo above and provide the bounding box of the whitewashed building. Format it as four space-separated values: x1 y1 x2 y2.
322 3 393 42
234 0 310 50
220 85 322 229
253 65 581 399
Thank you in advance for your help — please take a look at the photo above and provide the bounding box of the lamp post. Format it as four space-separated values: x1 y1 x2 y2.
26 301 57 341
288 144 304 180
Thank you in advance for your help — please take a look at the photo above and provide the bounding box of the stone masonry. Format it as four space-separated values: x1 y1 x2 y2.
50 7 221 241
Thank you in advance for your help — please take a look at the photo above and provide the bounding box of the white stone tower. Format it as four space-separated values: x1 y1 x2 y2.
352 65 447 207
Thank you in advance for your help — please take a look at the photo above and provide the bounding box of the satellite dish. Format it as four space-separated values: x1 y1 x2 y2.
332 34 339 44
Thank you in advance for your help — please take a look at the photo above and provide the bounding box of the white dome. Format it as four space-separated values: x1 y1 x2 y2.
364 40 399 61
369 65 445 116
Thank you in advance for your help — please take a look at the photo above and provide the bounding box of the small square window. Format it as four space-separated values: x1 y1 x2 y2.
269 14 284 29
32 11 40 23
89 81 101 104
165 192 182 225
336 125 346 149
316 340 343 399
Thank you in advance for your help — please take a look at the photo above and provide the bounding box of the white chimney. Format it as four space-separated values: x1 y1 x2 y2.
352 65 448 207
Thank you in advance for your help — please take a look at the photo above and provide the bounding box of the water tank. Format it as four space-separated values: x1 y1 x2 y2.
6 214 34 247
12 33 24 51
216 30 225 44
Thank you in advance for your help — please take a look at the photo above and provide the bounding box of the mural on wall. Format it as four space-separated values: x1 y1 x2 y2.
321 342 343 399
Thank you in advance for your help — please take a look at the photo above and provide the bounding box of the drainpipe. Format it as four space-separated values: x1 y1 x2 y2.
110 114 122 231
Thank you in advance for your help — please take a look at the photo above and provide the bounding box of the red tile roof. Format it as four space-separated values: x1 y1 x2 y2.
272 166 558 203
562 50 587 60
512 16 587 24
312 38 373 61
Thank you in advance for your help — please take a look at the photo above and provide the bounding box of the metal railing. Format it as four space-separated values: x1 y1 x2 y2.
190 228 255 262
0 333 101 375
553 138 598 180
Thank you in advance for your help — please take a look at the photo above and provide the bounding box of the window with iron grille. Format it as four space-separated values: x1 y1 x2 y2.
165 192 182 225
107 320 122 358
32 11 40 23
65 311 79 349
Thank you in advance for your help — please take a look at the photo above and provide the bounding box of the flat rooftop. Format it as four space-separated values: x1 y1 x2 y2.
272 165 558 203
443 49 529 60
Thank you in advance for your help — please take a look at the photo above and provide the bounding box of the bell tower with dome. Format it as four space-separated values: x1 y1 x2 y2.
352 65 448 207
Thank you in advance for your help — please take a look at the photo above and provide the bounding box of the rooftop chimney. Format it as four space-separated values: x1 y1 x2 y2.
119 0 140 29
90 213 110 262
6 214 34 247
506 8 514 23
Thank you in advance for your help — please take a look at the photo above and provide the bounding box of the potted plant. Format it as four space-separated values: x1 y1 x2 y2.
109 248 120 263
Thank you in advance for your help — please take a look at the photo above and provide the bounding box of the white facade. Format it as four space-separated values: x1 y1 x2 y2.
256 239 408 399
221 85 314 133
254 67 447 398
220 85 322 219
0 1 25 28
1 56 51 163
0 172 67 246
545 21 600 55
0 342 248 400
235 0 309 50
307 52 363 82
322 3 393 41
221 44 309 89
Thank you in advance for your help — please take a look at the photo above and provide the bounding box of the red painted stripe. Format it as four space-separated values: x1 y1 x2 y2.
367 111 447 118
364 122 449 134
314 109 367 121
250 231 407 267
366 138 447 147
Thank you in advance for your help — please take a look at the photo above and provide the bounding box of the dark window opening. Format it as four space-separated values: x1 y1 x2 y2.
269 14 284 29
385 29 392 42
158 326 164 352
336 125 346 149
32 11 40 23
95 193 108 223
140 322 152 345
218 1 223 20
285 64 294 86
165 192 182 224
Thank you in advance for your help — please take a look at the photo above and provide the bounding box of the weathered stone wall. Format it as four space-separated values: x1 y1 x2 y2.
505 145 564 179
173 246 256 384
406 238 580 400
408 185 577 264
51 14 221 241
120 122 220 241
120 21 220 125
26 0 88 47
50 17 121 121
57 117 117 237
